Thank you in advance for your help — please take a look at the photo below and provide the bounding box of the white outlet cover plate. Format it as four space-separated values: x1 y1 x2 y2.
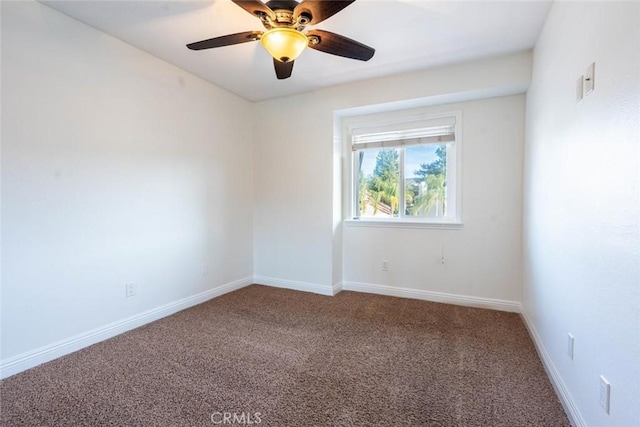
126 282 135 297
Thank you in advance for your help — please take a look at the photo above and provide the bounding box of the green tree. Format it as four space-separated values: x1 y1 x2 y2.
411 145 447 216
368 149 399 215
373 149 399 180
404 181 415 214
416 145 446 178
358 171 369 215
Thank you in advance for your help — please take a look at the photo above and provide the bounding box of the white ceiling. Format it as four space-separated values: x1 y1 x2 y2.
42 0 551 102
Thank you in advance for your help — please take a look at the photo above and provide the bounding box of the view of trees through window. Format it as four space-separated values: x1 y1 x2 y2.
357 144 448 218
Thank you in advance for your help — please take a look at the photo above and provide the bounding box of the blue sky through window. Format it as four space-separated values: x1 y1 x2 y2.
360 145 441 179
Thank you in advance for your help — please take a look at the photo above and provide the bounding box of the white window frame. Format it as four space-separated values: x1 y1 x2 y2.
345 110 462 229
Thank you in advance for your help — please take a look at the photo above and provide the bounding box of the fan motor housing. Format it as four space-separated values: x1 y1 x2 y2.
265 0 299 12
262 0 310 30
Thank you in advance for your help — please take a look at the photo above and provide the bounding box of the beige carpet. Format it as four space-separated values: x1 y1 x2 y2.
1 285 569 426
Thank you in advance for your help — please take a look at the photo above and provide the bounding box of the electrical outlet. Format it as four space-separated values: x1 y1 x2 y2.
567 333 575 360
381 260 389 272
202 263 208 276
125 282 135 298
599 375 611 414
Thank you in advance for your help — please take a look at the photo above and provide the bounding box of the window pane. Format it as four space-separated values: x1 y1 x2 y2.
357 148 400 217
404 145 447 217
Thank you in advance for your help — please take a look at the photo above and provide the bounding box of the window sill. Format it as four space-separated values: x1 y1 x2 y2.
344 219 464 230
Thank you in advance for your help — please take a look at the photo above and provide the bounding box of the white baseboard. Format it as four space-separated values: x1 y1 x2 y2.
519 304 586 427
341 281 520 313
253 276 337 296
0 276 253 380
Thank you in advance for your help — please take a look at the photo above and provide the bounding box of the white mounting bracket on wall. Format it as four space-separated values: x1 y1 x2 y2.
585 62 595 95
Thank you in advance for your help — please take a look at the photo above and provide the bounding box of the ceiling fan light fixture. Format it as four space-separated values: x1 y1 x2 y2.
260 28 308 63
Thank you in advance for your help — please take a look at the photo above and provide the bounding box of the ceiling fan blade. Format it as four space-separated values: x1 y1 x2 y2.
274 59 294 79
306 30 375 61
294 0 355 25
187 31 263 50
232 0 275 19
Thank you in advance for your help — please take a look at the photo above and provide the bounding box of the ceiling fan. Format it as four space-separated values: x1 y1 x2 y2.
187 0 375 79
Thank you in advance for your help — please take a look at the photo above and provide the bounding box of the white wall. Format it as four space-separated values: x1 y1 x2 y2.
253 52 531 301
1 2 254 363
523 2 640 426
342 96 524 304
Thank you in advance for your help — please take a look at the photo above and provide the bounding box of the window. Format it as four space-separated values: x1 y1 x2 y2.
350 112 461 225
